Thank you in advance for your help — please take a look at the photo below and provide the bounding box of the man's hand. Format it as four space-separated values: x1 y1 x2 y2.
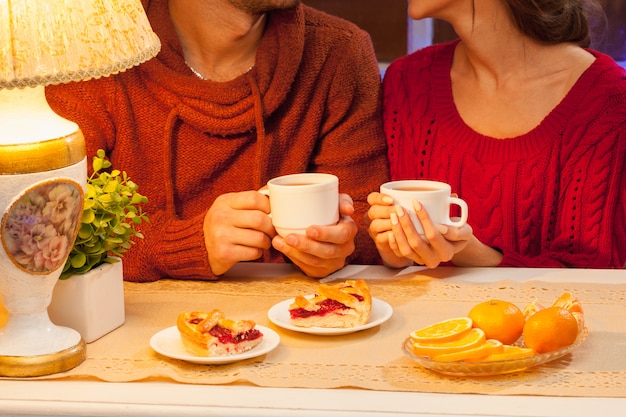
272 193 358 277
203 191 275 275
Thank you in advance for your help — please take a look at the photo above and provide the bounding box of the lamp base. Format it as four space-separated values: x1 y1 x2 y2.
0 338 86 377
0 85 89 377
0 311 87 377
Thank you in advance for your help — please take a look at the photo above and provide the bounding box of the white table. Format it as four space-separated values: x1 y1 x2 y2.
0 264 624 417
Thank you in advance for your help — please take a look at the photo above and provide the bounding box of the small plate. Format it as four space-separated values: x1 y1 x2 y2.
402 327 588 376
267 297 393 335
150 325 280 365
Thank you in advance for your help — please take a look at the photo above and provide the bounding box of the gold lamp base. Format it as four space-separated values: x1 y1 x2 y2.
0 339 86 377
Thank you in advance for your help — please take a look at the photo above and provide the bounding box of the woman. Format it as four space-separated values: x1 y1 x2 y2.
368 0 625 269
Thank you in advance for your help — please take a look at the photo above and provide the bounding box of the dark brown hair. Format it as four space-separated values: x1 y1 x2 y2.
503 0 607 49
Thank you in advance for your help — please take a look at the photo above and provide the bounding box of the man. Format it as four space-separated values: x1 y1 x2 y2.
47 0 389 281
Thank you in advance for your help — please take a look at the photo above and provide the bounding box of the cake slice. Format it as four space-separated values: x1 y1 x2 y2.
288 279 372 328
177 309 263 357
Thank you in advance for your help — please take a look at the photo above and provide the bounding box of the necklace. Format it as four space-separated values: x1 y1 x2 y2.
186 62 207 80
185 61 255 81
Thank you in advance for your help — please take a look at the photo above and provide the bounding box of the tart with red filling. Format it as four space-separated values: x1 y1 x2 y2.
288 279 372 328
177 310 263 357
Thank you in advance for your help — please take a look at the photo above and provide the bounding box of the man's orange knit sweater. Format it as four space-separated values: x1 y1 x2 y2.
46 1 389 281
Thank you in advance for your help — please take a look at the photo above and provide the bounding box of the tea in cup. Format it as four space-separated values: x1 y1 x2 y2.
260 173 339 237
380 180 468 234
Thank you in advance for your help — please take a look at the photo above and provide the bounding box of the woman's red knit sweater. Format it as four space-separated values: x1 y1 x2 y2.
47 1 389 281
383 41 626 268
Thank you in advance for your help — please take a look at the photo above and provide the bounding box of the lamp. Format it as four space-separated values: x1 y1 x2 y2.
0 0 160 377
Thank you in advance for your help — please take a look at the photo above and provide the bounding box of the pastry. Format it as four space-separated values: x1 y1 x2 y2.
177 309 263 357
288 279 372 328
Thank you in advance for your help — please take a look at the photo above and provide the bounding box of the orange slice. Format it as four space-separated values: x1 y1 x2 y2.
475 345 535 362
409 317 473 343
432 339 504 362
412 327 486 358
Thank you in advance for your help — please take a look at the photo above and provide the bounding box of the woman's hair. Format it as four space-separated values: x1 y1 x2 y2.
503 0 607 49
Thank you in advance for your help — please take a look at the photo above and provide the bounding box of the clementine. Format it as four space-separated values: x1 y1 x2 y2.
552 291 584 314
522 306 579 354
468 299 525 345
0 298 6 329
522 300 545 319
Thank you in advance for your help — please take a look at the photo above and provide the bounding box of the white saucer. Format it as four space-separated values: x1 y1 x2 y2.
267 297 393 336
150 325 280 365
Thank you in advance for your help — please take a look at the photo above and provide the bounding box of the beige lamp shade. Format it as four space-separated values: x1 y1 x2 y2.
0 0 161 89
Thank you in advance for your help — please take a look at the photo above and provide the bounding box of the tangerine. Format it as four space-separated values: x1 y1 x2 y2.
410 317 473 343
522 306 579 354
552 292 585 330
468 300 525 345
522 300 545 319
411 328 486 358
0 297 6 329
552 292 584 314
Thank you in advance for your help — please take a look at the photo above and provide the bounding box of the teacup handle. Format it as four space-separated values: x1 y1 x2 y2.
447 197 468 227
258 188 271 218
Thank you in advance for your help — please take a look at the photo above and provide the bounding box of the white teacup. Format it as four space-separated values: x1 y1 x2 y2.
260 173 339 238
380 180 468 235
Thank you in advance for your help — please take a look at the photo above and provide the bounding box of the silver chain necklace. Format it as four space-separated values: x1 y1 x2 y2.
185 61 254 81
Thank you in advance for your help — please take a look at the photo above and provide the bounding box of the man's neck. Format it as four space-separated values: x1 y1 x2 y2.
169 0 266 81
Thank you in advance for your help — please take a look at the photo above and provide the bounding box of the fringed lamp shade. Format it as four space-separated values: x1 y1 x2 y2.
0 0 160 89
0 0 160 377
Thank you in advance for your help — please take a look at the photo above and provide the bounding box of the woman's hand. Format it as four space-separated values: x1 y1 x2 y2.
366 192 413 268
387 201 473 268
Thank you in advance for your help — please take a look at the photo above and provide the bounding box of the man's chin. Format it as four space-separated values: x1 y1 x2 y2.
230 0 301 15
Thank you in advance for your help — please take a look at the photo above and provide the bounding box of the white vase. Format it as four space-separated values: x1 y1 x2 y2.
48 260 125 343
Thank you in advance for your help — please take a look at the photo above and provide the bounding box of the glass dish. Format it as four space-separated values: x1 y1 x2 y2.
402 327 588 376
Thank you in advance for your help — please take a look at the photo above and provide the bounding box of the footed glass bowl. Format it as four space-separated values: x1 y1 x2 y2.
402 327 588 377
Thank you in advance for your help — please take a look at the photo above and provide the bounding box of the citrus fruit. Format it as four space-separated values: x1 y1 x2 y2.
409 317 473 343
432 339 504 362
468 299 525 344
0 298 7 329
552 292 585 330
552 292 584 314
476 345 536 362
522 306 579 354
411 327 486 358
522 300 545 319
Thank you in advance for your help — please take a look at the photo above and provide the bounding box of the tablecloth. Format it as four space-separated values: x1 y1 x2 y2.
14 267 626 397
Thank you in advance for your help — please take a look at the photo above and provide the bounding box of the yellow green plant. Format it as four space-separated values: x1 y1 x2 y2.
60 149 149 279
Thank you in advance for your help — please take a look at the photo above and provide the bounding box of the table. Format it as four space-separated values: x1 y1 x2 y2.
0 264 624 417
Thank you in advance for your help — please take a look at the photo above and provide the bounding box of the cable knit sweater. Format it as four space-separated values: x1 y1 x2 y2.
383 41 626 268
46 1 389 281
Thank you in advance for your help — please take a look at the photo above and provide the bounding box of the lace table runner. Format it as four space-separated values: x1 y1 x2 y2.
19 267 626 397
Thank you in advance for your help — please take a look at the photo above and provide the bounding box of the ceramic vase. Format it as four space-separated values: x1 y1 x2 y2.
48 260 125 343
